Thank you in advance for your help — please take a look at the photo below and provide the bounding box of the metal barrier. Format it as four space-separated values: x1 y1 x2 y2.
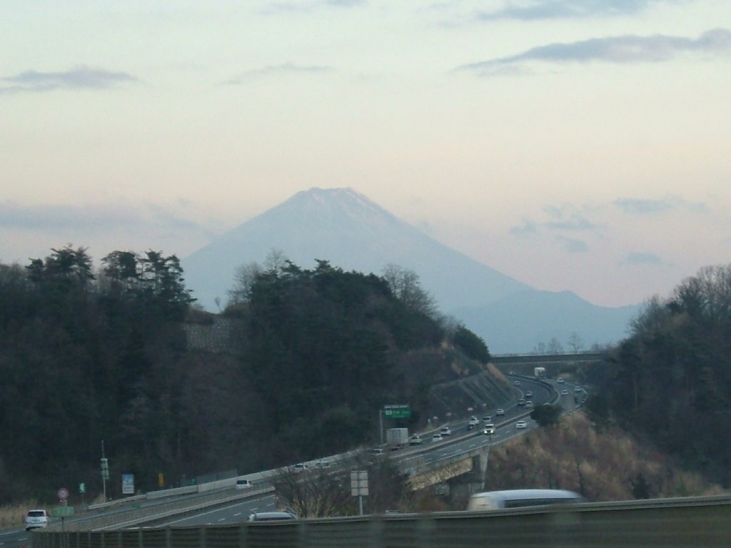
33 494 731 548
45 485 275 532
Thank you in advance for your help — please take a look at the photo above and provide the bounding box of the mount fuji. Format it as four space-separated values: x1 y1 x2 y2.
181 188 640 353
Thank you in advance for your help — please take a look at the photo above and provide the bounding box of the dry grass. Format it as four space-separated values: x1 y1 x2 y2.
481 411 726 502
0 501 38 531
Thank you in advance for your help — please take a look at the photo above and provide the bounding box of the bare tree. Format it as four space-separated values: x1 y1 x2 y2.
566 332 584 353
227 250 292 306
273 465 355 518
264 249 290 273
547 337 564 354
227 262 262 305
381 264 438 318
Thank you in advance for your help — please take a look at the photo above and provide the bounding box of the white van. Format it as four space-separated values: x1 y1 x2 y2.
467 489 584 511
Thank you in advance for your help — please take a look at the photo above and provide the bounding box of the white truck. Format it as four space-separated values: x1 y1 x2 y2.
534 366 546 379
386 427 409 449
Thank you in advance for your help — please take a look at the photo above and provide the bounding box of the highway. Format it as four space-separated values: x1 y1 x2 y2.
394 375 563 471
14 374 583 535
140 375 567 528
0 526 34 548
29 375 731 547
152 493 279 527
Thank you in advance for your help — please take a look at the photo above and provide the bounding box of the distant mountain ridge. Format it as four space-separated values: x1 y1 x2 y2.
452 290 641 354
182 187 641 353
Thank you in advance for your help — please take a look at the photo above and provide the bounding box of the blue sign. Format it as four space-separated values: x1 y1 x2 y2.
122 474 135 495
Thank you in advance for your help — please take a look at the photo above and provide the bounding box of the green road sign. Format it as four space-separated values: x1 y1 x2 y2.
384 404 410 419
51 507 75 517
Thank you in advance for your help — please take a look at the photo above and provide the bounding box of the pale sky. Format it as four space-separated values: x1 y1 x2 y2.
2 0 730 308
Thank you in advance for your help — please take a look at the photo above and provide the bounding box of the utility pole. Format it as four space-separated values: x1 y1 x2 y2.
379 409 384 445
101 440 109 501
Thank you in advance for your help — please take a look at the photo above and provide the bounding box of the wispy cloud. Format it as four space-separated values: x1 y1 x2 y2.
456 28 731 76
325 0 366 6
509 219 538 237
473 0 679 21
0 203 140 230
614 196 709 215
222 63 335 85
0 202 196 232
541 205 599 231
0 66 139 94
509 203 603 250
545 215 597 231
557 235 589 253
259 0 366 14
621 251 665 265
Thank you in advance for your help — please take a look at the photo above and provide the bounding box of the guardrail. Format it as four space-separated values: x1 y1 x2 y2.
32 494 731 548
86 478 230 514
491 352 604 364
46 485 274 532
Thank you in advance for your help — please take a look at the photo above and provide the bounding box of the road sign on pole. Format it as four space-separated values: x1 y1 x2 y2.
384 404 411 419
350 470 369 496
57 488 69 501
122 474 135 495
351 470 368 516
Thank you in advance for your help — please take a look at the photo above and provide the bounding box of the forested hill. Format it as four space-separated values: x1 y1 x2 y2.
0 246 492 503
586 264 731 488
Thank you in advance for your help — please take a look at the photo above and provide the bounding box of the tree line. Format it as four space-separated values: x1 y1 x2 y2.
0 246 490 503
586 263 731 488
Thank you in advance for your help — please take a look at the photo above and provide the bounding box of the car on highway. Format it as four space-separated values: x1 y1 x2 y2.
495 409 505 416
482 415 492 422
562 389 569 395
468 416 480 430
315 460 331 469
557 378 565 384
575 387 583 393
369 448 384 457
467 489 585 510
235 478 253 489
513 380 520 386
525 400 534 408
516 420 527 429
248 511 296 522
525 391 533 398
25 509 48 530
432 433 443 442
518 398 525 406
483 424 495 435
440 425 451 436
409 434 423 445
